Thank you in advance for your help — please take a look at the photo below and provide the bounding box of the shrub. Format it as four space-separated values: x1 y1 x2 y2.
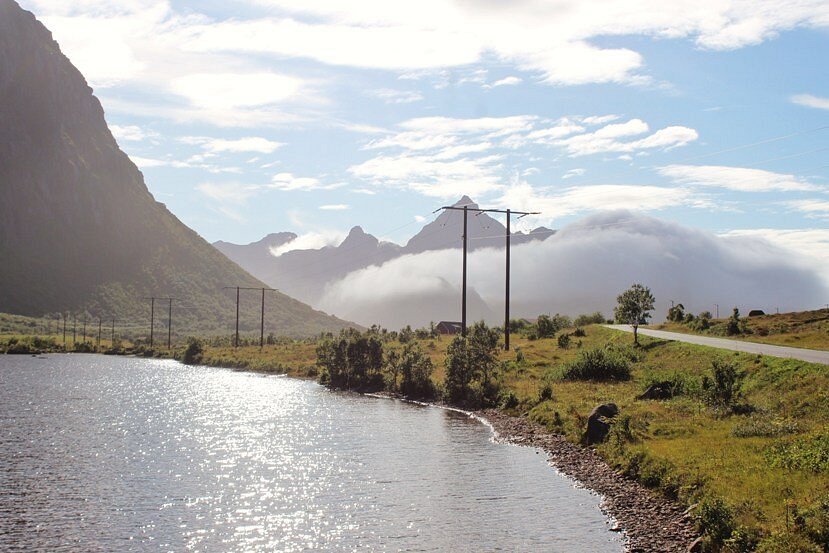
756 532 822 553
557 333 571 349
697 498 736 548
499 390 519 409
726 308 742 336
573 312 605 326
183 338 204 365
537 383 554 403
702 359 742 409
561 347 632 381
444 322 501 407
766 432 829 472
536 314 572 339
732 415 798 438
398 343 436 400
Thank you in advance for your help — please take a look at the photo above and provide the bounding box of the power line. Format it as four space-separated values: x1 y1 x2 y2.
675 125 829 163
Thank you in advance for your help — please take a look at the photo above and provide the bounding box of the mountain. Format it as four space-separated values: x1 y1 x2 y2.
213 195 554 310
0 0 351 336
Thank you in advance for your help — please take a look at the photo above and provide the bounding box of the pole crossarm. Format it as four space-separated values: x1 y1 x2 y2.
435 204 541 348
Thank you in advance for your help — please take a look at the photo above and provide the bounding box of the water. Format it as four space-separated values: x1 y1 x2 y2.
0 355 622 552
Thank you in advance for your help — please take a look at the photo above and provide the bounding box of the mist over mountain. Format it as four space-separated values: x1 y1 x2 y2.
0 0 351 336
214 196 554 308
319 211 829 329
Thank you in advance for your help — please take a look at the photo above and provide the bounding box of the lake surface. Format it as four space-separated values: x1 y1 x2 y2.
0 355 622 552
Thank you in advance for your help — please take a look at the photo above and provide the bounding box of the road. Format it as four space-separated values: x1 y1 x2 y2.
605 325 829 366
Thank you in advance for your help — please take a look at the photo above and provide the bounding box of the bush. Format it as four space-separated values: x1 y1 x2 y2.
703 359 742 409
697 498 736 548
574 312 605 326
557 333 571 349
561 347 632 381
397 343 436 400
183 338 204 365
537 383 554 403
732 415 798 438
766 432 829 472
499 390 519 409
756 532 822 553
536 314 571 339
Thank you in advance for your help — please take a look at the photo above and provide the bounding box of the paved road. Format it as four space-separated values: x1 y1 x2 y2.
605 325 829 366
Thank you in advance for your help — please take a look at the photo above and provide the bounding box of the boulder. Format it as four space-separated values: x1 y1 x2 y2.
585 403 619 445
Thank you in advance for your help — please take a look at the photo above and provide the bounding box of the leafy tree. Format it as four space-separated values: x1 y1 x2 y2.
574 312 605 326
536 313 571 338
398 325 415 343
443 321 500 407
614 283 656 345
726 308 742 336
667 303 686 323
398 343 436 399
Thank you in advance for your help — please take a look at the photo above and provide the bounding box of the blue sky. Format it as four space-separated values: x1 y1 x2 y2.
19 0 829 266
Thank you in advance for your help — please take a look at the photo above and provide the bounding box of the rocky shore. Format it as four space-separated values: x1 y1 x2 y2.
476 409 699 553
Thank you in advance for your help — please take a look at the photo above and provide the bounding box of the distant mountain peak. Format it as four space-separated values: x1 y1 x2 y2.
453 195 478 208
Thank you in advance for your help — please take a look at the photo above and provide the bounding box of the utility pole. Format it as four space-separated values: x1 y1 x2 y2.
150 297 155 347
97 318 102 350
111 318 116 345
715 304 719 319
167 298 173 349
224 287 277 348
434 203 539 346
72 314 76 345
62 313 67 351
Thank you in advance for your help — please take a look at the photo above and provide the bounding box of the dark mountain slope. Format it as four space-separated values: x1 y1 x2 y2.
0 0 350 336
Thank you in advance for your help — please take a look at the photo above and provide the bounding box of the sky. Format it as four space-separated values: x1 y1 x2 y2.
18 0 829 266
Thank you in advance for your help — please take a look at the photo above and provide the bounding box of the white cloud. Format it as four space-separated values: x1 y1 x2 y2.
170 72 303 110
367 88 424 104
24 0 829 106
720 228 829 284
318 211 828 328
182 136 285 154
497 181 702 222
555 119 698 156
319 204 350 210
129 154 242 174
349 153 505 198
270 230 346 256
788 199 829 218
196 181 261 203
791 94 829 110
562 168 586 179
268 172 343 191
490 76 522 87
110 124 156 141
659 165 821 192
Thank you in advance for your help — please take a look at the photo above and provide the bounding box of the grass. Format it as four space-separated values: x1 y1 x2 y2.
5 319 829 547
654 308 829 351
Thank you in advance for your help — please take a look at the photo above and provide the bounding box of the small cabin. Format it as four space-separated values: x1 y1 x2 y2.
436 321 463 335
748 310 766 317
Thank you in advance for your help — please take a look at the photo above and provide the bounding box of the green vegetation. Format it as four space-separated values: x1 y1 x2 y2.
614 283 656 344
655 308 829 352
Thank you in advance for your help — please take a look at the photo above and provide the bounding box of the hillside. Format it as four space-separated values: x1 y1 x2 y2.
0 0 351 336
654 308 829 351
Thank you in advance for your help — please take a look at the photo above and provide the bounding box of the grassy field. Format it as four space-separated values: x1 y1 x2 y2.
4 320 829 549
654 308 829 352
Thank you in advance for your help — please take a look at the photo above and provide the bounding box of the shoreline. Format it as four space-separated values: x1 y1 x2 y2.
366 389 699 552
476 409 698 553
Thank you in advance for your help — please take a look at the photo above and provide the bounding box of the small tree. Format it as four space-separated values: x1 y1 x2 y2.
614 283 656 345
726 308 742 336
443 321 500 407
667 303 686 323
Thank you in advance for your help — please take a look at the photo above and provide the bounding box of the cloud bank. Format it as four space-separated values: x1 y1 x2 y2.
319 211 828 329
